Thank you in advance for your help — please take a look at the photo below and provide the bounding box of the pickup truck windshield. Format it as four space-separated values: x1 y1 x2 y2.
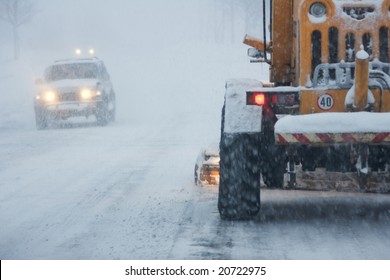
45 63 98 81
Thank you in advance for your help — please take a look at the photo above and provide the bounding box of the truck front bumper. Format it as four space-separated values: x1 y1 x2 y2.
35 101 104 119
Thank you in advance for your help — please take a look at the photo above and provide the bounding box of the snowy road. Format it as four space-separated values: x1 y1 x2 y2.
0 115 202 259
1 116 390 260
1 0 389 259
172 189 390 259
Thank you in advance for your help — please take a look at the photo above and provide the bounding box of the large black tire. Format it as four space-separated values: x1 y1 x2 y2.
194 165 199 185
261 132 285 189
108 91 116 122
34 108 48 130
218 105 261 220
96 101 109 126
109 106 116 122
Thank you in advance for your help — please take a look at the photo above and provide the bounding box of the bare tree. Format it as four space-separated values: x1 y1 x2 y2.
0 0 35 59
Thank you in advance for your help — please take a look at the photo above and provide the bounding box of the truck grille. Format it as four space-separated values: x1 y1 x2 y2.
59 92 77 102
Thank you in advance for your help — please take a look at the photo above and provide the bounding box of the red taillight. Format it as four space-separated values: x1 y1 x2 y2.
254 93 265 106
247 92 266 106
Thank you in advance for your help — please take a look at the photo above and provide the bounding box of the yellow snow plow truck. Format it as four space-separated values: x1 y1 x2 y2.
218 0 390 219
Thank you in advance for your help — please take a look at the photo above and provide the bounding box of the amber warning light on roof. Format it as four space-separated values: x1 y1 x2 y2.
75 48 95 56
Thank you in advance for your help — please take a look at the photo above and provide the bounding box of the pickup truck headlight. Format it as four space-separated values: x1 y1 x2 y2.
37 90 57 103
80 88 102 100
80 89 93 100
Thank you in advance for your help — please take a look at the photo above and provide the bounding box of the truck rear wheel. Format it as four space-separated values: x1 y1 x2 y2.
261 142 285 189
260 118 285 188
218 106 261 220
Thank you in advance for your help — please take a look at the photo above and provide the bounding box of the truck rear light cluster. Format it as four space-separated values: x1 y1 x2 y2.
247 91 300 115
247 92 299 106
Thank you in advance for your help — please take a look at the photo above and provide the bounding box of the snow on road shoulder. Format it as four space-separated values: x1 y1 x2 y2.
0 60 36 130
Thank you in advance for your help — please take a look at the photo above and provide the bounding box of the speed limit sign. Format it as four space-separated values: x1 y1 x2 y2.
318 94 334 110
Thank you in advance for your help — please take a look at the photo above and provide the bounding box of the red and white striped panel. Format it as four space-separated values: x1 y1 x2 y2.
275 132 390 145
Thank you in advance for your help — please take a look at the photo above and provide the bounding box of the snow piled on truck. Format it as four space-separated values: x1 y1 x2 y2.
223 79 263 134
275 112 390 134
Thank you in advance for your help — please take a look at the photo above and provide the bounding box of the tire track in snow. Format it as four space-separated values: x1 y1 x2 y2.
169 188 390 259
